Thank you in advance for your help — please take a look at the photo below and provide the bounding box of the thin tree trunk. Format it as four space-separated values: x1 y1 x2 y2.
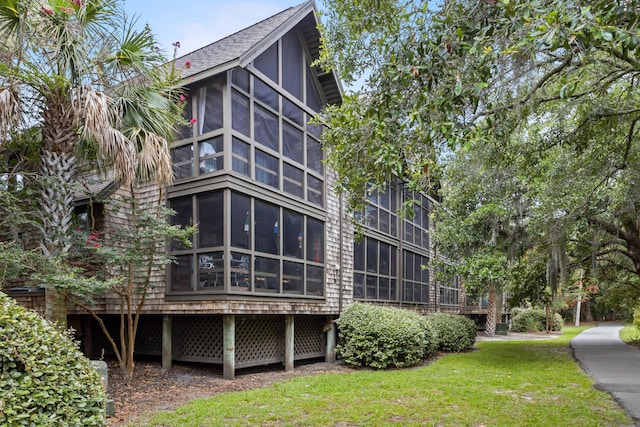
485 283 497 336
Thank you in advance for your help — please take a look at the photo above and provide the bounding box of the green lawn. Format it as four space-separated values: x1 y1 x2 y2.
144 327 632 426
620 324 640 347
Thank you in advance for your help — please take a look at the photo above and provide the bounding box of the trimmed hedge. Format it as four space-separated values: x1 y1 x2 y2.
336 303 437 369
0 291 106 426
511 307 564 332
426 313 477 352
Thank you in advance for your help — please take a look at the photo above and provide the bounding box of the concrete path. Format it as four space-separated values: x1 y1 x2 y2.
571 323 640 425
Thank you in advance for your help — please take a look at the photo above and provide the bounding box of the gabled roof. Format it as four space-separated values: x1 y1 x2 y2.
175 0 342 105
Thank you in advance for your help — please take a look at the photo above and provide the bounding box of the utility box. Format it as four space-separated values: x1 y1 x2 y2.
90 360 115 417
495 323 509 336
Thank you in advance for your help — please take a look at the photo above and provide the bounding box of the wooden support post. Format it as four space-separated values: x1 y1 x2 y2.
162 315 172 371
325 321 336 363
285 315 295 372
223 315 235 380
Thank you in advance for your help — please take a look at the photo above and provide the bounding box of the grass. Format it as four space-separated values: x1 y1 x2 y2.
144 327 632 427
620 324 640 347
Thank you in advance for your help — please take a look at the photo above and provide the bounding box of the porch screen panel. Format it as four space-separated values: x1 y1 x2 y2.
282 29 303 100
197 191 223 248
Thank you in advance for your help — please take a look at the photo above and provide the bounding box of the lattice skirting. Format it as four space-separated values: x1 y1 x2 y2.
83 314 327 369
173 315 224 363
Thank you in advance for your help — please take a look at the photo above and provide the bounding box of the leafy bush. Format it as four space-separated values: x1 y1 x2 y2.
336 303 437 369
0 292 106 426
633 306 640 330
511 308 563 332
426 313 477 352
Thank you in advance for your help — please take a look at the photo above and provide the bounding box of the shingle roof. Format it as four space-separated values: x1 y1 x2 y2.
174 0 342 105
177 1 311 80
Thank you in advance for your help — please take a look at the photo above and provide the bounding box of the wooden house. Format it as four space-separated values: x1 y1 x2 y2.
8 0 463 380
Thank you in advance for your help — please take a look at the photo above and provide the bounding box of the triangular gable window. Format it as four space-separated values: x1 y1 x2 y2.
254 43 279 84
282 29 303 100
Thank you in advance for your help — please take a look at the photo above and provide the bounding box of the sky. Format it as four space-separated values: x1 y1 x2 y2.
124 0 316 57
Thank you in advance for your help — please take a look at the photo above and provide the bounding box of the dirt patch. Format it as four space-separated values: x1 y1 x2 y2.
106 359 353 426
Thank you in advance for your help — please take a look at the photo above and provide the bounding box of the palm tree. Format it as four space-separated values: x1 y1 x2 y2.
0 0 182 326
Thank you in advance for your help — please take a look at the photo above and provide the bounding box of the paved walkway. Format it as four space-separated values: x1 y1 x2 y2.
571 323 640 425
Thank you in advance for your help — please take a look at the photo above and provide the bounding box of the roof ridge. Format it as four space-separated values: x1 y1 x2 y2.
174 1 312 62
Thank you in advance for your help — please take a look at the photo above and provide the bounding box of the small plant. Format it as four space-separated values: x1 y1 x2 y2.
336 303 437 369
426 313 477 352
0 291 106 426
511 307 563 332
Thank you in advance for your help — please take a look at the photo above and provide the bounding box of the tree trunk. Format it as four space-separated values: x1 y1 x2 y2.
485 283 497 336
39 93 77 327
583 299 593 322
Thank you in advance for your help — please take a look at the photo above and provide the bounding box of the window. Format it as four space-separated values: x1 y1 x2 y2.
283 122 303 164
306 217 324 263
198 252 223 290
307 136 323 174
254 42 279 83
403 251 429 304
360 184 398 236
305 64 322 111
404 191 430 249
282 209 303 258
353 237 397 301
232 68 250 92
255 256 279 292
283 163 303 198
171 145 193 179
197 191 223 248
230 192 251 249
232 137 249 176
255 199 279 255
168 191 325 297
169 197 192 250
307 175 323 207
283 260 303 293
440 266 460 306
198 79 224 134
282 29 303 99
171 255 192 292
227 64 326 205
232 89 250 136
254 104 279 151
255 150 278 188
254 78 279 111
198 136 223 174
177 92 193 140
283 98 304 126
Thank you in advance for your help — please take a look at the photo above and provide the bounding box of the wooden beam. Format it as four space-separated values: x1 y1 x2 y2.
285 315 294 372
162 315 172 371
223 315 236 380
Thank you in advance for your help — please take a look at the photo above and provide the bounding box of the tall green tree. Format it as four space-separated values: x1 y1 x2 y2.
0 0 183 325
318 0 640 305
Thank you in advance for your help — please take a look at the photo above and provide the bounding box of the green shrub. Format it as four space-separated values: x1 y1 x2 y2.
633 306 640 330
426 313 477 352
0 291 106 426
336 303 437 369
511 308 563 332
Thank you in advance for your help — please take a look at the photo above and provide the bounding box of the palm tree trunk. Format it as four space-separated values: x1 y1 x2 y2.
485 282 497 336
40 94 77 327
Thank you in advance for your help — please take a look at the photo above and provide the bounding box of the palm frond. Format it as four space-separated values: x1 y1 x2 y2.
76 84 135 185
131 129 172 186
0 0 22 38
0 85 21 141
